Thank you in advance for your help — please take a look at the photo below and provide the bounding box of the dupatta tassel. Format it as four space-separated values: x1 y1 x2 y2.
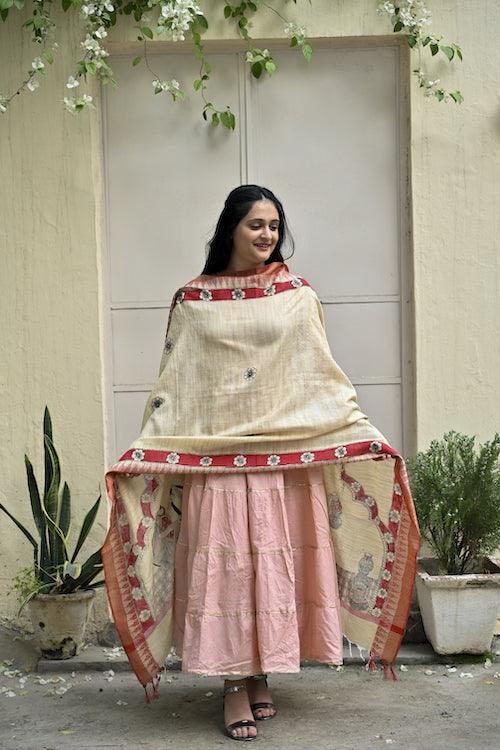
365 653 378 672
152 673 161 699
143 683 152 704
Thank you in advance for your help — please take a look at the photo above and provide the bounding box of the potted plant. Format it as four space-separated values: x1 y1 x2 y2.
406 430 500 654
0 406 104 659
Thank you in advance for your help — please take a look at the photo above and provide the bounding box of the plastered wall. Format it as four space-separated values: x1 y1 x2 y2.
1 1 498 632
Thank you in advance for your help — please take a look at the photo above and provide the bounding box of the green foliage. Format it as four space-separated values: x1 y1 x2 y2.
0 406 105 614
0 1 463 123
406 431 500 576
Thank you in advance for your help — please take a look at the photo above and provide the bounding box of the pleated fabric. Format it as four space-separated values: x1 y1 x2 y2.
172 465 344 675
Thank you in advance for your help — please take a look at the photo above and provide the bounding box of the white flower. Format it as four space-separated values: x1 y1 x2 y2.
383 531 394 542
351 481 361 492
386 552 395 562
132 544 142 556
127 565 136 577
199 288 213 301
300 451 315 463
0 101 7 113
138 608 151 622
175 290 185 304
166 451 180 464
283 21 306 39
233 454 247 467
372 607 382 617
132 449 145 461
80 3 95 17
232 288 245 300
243 367 257 381
369 441 382 453
394 483 402 495
123 541 132 553
290 276 303 287
104 1 114 10
131 587 143 600
334 446 347 458
27 79 40 92
142 516 154 527
31 57 45 70
94 26 108 39
200 456 212 466
66 76 80 89
382 569 392 580
263 284 276 296
118 514 128 526
377 588 388 598
82 94 93 104
267 454 280 466
389 509 400 523
365 495 375 506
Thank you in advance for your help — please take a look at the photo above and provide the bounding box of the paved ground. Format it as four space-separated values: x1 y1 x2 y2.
1 627 499 750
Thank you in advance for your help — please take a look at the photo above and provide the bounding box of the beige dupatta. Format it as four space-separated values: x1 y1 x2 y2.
102 261 421 702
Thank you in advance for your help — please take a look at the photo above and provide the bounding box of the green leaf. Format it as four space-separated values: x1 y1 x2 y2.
61 0 72 10
251 61 262 78
70 494 101 564
290 36 297 48
24 455 51 581
302 43 312 62
58 481 71 538
42 50 54 65
202 60 211 75
450 90 464 104
393 20 403 32
407 35 417 49
264 61 276 75
0 501 38 550
141 26 153 39
441 46 454 61
430 43 439 56
13 0 24 8
43 406 53 497
193 79 202 91
41 436 70 565
211 112 219 125
132 55 142 67
63 548 103 591
456 48 463 62
0 0 13 9
224 5 232 18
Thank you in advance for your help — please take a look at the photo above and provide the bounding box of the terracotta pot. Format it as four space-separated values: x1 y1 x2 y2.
416 556 500 654
28 589 95 659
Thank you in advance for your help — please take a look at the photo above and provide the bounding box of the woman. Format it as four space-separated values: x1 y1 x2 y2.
102 185 421 742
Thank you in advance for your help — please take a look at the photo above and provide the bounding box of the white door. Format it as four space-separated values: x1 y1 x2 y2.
102 39 412 462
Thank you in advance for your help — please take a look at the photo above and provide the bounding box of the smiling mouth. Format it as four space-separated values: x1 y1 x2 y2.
255 243 271 248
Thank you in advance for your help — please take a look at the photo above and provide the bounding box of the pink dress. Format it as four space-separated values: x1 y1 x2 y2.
173 465 344 675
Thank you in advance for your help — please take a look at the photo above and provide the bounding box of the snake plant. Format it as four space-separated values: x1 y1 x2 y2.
0 406 105 612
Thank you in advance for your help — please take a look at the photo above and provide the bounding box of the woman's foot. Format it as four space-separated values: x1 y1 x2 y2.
223 680 257 740
245 675 277 720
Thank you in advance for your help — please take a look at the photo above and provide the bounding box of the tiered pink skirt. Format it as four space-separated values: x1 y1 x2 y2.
173 465 344 675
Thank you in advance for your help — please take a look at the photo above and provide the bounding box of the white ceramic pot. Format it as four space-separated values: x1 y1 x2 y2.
415 557 500 654
28 589 96 659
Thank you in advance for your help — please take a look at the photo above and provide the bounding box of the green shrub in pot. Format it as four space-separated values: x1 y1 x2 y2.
406 430 500 576
1 406 104 616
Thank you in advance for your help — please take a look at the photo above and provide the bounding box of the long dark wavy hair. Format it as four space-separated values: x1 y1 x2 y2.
201 184 295 275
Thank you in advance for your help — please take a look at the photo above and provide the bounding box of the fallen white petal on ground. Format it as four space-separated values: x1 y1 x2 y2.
424 669 435 675
459 672 473 678
399 665 408 671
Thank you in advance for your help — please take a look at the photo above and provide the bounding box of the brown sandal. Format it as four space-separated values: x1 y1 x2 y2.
247 674 278 721
223 683 257 741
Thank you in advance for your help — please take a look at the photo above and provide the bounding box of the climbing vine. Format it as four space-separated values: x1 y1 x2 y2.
0 1 463 126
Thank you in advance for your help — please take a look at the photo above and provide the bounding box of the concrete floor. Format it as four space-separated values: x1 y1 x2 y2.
1 658 500 749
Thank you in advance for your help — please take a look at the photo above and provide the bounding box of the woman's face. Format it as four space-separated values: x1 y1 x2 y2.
228 200 280 271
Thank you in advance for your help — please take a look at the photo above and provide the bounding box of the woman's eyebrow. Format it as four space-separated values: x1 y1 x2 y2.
247 218 280 222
